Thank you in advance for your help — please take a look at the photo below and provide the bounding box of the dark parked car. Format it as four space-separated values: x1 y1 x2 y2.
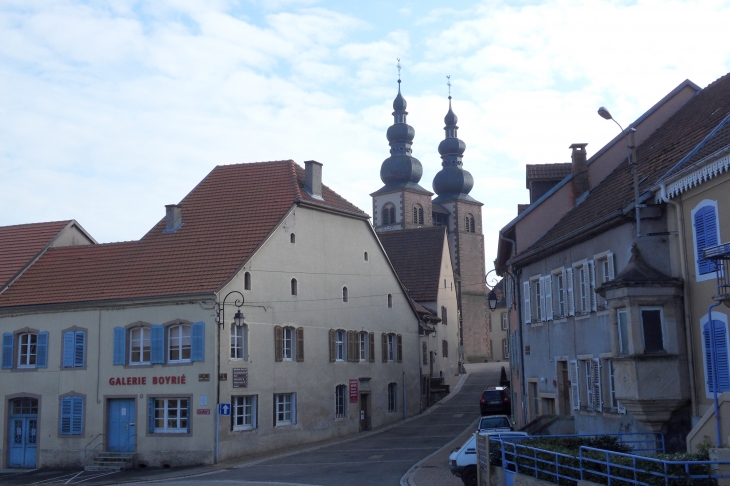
479 386 510 416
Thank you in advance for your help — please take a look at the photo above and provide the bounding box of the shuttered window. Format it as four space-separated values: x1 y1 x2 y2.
703 319 730 395
63 330 86 368
694 203 719 276
569 359 580 410
60 395 84 435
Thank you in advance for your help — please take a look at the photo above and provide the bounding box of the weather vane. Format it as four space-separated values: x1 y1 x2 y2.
397 58 401 82
447 75 451 98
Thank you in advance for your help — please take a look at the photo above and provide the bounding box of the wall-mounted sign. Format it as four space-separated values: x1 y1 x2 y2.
199 374 210 382
233 368 248 388
349 379 358 403
219 373 228 381
108 375 187 386
196 409 210 415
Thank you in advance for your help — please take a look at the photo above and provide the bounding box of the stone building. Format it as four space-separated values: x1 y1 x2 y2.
0 160 422 469
371 80 488 365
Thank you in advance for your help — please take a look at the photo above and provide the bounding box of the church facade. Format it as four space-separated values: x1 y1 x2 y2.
371 80 489 364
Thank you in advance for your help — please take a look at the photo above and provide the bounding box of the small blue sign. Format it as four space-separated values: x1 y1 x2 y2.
219 403 231 416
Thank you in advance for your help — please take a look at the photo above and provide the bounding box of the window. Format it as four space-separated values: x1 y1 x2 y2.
231 324 248 360
335 330 346 361
150 398 189 433
585 359 602 411
168 324 191 363
382 204 396 226
641 308 664 353
692 200 720 280
465 214 475 233
413 204 424 224
528 276 547 322
129 327 151 365
364 251 368 261
60 395 84 435
342 286 349 303
387 383 397 412
387 334 395 361
275 393 296 425
569 359 580 410
572 261 593 315
441 306 448 325
442 339 448 358
607 360 626 413
113 322 204 366
244 272 251 291
290 233 296 244
422 342 428 365
502 338 509 360
617 309 629 355
62 330 86 368
232 395 257 430
8 332 48 369
291 278 298 296
275 326 303 362
387 294 393 308
359 332 368 362
501 312 508 331
702 315 730 397
382 333 402 363
551 269 567 318
335 385 347 418
593 252 615 310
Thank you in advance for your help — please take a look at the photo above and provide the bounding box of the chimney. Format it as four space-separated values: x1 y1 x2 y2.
304 160 323 200
570 143 589 200
164 204 182 233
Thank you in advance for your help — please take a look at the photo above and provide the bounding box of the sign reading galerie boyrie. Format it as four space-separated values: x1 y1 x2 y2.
233 368 248 388
108 375 187 386
349 379 358 403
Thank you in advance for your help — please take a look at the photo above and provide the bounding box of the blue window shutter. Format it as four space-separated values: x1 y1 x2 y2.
113 327 126 365
696 205 719 275
72 397 83 435
75 331 86 367
63 331 75 368
151 325 165 364
704 320 730 393
60 396 72 434
191 322 205 362
149 398 155 433
2 333 14 369
36 332 48 368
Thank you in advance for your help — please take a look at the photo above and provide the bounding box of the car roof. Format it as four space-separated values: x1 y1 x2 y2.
484 386 507 391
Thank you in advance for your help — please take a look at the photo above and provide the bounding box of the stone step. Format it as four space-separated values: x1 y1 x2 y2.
85 465 124 472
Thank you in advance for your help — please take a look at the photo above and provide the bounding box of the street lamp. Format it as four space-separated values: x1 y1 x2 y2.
597 106 642 238
214 291 244 464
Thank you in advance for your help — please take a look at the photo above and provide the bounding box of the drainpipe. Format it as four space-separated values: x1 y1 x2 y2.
709 300 723 447
661 186 699 418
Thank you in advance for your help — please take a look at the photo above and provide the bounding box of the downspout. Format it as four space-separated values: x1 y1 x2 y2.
661 185 699 417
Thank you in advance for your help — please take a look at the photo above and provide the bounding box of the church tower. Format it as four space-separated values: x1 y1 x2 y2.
371 77 433 232
432 93 488 363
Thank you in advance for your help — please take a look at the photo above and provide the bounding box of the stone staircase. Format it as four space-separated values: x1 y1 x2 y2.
85 452 136 471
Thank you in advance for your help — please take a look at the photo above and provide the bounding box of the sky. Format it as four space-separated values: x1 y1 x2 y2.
3 0 730 274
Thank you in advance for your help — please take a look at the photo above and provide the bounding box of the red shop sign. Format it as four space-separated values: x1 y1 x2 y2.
349 379 358 403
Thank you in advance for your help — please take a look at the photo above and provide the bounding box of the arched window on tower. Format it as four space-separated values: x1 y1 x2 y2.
465 214 475 233
413 204 423 225
382 204 396 226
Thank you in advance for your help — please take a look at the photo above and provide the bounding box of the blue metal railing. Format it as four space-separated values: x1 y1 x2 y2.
492 438 730 485
533 433 665 454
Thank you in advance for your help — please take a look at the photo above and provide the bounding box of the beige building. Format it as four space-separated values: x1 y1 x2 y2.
0 160 422 469
487 280 509 363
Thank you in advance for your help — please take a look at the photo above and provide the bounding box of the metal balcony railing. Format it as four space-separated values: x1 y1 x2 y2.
704 242 730 301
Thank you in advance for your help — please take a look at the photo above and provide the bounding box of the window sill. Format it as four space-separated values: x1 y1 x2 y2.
232 426 256 432
61 366 88 371
148 431 192 437
530 322 544 327
10 367 38 372
574 314 591 321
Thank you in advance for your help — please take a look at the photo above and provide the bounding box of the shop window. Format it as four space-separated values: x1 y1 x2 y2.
113 322 204 366
232 395 257 430
149 398 189 433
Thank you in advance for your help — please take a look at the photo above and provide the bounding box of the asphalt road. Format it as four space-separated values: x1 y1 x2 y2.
0 363 505 486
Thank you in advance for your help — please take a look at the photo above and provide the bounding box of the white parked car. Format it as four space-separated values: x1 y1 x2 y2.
448 430 528 486
477 414 512 432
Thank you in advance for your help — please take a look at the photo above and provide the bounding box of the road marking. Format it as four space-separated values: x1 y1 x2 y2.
65 471 84 484
367 455 384 459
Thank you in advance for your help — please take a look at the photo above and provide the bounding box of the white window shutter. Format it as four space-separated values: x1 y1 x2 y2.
566 267 575 316
523 281 531 324
593 358 602 412
586 361 594 410
588 260 597 312
607 252 615 280
569 359 580 410
545 274 553 320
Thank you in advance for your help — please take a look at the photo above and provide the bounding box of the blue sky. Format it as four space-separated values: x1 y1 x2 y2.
3 0 730 271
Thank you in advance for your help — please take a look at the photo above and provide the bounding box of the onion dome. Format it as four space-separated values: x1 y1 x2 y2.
379 80 424 187
433 96 474 199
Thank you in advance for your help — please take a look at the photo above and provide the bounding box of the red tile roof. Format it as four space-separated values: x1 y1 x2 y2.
521 73 730 260
378 226 447 302
0 161 368 308
0 220 74 288
525 163 572 187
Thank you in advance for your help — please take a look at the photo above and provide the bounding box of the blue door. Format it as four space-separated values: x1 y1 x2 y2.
8 398 38 468
108 399 136 452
